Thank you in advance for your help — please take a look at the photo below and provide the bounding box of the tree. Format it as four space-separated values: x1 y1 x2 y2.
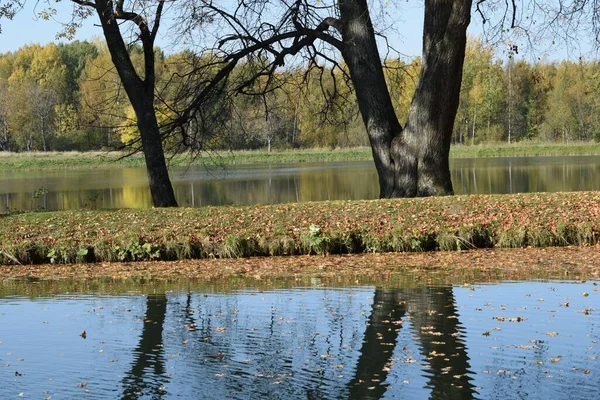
57 40 99 105
79 44 136 149
0 81 10 151
65 0 177 207
168 0 472 198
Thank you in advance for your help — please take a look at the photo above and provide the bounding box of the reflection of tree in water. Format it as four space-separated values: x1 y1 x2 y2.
348 289 407 399
403 287 476 399
348 287 476 400
118 287 474 399
122 294 169 400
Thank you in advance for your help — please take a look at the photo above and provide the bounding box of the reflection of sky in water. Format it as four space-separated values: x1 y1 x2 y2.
0 281 598 399
2 155 600 210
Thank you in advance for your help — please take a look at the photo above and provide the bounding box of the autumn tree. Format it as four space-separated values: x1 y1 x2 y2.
0 81 10 151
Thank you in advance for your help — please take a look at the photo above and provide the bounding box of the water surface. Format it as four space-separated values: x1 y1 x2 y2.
2 155 600 211
1 279 598 399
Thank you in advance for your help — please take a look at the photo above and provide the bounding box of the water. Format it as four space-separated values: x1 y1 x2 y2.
2 155 600 211
0 279 598 399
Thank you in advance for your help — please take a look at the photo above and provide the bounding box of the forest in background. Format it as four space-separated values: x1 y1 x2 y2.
0 37 598 153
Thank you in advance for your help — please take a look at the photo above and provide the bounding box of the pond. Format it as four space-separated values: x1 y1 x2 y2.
2 155 600 211
0 277 598 399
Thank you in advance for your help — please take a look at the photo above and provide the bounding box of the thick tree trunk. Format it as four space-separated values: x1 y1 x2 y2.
338 0 402 198
94 0 177 207
339 0 471 197
400 0 471 196
133 93 179 207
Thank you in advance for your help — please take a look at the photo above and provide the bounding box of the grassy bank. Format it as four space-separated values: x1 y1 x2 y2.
1 191 599 265
450 142 600 158
0 148 372 170
2 142 600 170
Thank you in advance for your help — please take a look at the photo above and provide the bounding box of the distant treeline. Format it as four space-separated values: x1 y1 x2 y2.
0 37 598 153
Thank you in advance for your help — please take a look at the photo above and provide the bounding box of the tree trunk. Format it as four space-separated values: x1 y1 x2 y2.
40 116 47 152
339 0 471 198
1 121 9 151
339 0 402 198
94 0 177 207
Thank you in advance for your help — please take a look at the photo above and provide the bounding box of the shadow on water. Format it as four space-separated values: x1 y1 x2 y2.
121 294 169 400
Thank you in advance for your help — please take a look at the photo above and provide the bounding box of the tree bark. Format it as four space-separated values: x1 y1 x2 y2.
93 0 177 207
339 0 471 197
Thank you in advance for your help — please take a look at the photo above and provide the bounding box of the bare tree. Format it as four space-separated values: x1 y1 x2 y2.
164 0 472 198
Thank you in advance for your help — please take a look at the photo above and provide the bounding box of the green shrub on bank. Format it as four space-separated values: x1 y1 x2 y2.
1 191 599 265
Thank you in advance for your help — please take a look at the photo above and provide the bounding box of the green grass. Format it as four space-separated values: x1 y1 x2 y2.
449 142 600 158
1 191 599 265
2 142 600 171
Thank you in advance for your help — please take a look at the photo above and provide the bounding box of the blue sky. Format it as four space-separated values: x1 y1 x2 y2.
0 1 587 61
1 1 425 56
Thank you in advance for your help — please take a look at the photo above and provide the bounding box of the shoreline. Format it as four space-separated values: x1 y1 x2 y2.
1 246 599 282
2 142 600 170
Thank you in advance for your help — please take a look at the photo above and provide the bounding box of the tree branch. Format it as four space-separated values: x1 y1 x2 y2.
70 0 96 7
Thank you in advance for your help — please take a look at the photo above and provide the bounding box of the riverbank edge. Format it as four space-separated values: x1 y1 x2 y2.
1 246 599 283
1 191 600 266
2 142 600 170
